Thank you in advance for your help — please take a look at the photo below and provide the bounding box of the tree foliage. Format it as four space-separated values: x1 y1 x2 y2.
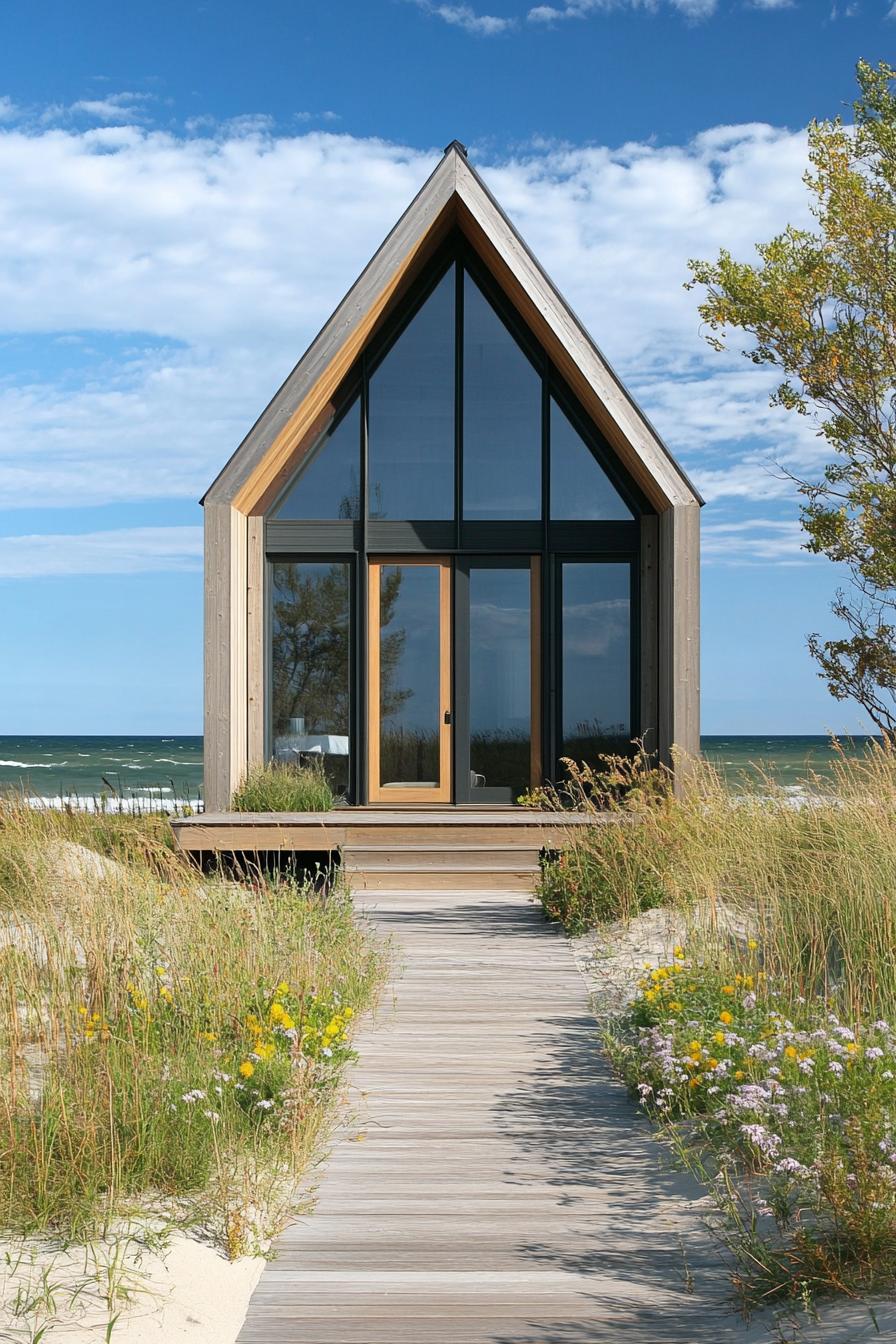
688 59 896 734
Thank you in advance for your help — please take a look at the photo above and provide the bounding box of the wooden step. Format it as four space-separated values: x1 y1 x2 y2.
346 867 540 892
343 845 541 871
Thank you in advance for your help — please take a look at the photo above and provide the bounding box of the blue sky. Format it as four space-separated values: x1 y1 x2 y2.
0 0 891 735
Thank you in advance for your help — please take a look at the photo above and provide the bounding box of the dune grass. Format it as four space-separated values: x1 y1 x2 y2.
0 801 385 1254
231 759 335 813
537 742 896 1304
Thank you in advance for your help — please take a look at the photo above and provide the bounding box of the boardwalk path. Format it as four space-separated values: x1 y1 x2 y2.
239 889 758 1344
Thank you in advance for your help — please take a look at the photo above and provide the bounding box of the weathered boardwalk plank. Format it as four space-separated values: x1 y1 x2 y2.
238 889 757 1343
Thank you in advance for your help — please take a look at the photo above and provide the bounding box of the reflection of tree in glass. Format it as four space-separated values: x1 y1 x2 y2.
272 564 351 737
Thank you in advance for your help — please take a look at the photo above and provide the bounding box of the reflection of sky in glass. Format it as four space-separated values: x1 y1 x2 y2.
550 398 634 522
368 268 455 519
463 274 541 520
380 565 441 732
272 399 360 520
562 564 630 737
470 570 530 734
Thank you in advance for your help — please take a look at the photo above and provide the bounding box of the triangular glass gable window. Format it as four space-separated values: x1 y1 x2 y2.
272 396 361 520
550 397 634 521
463 272 541 520
367 265 455 520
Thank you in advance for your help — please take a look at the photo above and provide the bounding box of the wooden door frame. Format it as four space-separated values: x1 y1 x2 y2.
367 556 453 803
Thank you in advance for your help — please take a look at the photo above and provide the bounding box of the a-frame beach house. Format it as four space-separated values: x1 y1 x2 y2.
199 141 701 814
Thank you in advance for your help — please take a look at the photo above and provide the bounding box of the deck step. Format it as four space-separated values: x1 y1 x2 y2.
345 867 539 892
343 845 541 870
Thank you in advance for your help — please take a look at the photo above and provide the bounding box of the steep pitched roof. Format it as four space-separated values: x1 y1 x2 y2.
204 141 702 512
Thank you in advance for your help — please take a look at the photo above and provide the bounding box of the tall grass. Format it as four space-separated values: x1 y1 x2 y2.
538 741 896 1020
0 802 384 1252
231 759 335 813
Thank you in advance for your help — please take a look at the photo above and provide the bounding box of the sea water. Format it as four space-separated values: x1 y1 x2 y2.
0 733 882 810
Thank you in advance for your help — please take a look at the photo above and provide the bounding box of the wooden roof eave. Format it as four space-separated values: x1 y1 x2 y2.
204 142 702 516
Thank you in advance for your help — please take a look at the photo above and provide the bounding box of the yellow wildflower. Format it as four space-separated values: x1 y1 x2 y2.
747 939 758 951
644 989 658 1004
668 1001 683 1013
719 1011 733 1025
343 1007 354 1020
280 1013 295 1031
159 985 173 1004
673 945 685 960
77 1004 88 1016
689 1077 700 1089
239 1060 255 1078
784 1045 798 1060
269 1002 286 1024
713 1031 726 1046
707 1057 719 1070
276 981 290 997
688 1040 702 1053
846 1042 859 1054
721 985 735 996
734 1070 745 1081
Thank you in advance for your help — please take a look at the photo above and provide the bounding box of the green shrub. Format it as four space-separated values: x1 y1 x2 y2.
231 759 335 813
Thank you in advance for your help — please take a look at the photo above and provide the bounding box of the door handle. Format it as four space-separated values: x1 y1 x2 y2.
444 710 452 725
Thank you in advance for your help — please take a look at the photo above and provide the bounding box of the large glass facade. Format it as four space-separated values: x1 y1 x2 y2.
270 561 351 794
560 562 631 764
266 241 644 800
367 267 456 520
462 274 541 520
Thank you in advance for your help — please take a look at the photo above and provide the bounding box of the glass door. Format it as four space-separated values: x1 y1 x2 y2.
367 557 452 803
454 558 540 804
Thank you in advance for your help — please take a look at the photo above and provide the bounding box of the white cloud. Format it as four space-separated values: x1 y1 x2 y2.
528 0 718 20
702 518 808 564
0 527 203 579
410 0 516 32
69 92 152 123
0 109 824 548
0 96 19 122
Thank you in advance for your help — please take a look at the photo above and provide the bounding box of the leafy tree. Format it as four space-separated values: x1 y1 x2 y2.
688 59 896 735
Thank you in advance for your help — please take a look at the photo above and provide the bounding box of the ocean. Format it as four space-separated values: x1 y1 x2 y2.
0 734 883 808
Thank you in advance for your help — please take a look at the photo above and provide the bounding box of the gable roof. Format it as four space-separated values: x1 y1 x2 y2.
204 141 703 513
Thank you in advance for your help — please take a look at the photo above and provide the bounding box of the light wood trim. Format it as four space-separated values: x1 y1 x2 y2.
247 515 265 767
530 556 542 789
368 557 452 804
203 503 249 811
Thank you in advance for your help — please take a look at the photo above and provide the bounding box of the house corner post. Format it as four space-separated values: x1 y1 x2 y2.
203 502 249 811
658 502 700 790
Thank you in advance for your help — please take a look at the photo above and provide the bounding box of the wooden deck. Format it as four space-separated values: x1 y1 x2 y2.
170 808 596 855
237 886 755 1344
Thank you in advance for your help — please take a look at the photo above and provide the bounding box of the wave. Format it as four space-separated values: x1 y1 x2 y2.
0 759 64 768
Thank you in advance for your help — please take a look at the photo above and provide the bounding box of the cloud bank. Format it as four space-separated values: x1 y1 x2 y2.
0 106 824 562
